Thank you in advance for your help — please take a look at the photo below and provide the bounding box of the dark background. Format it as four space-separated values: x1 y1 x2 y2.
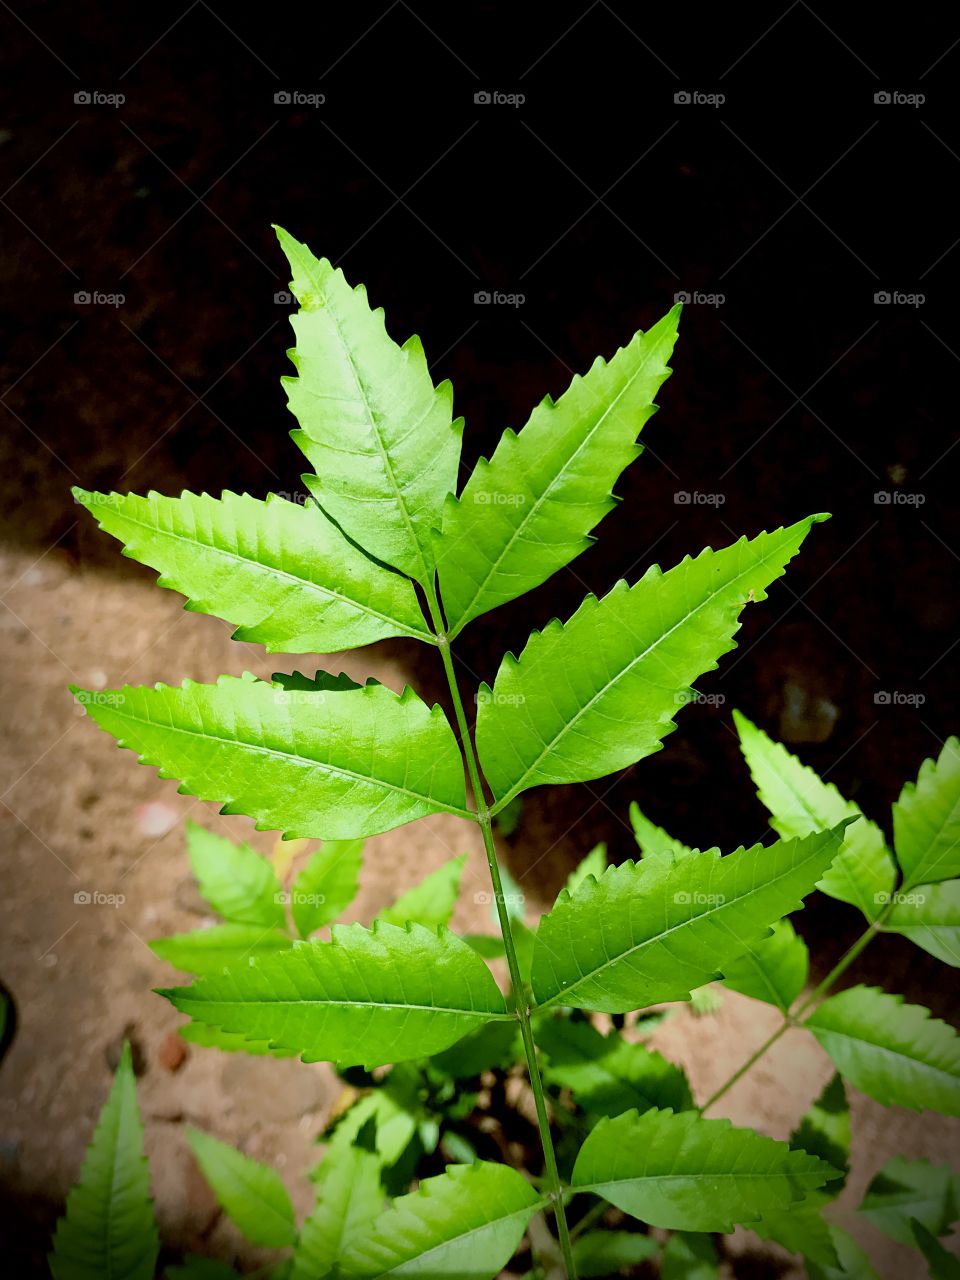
2 2 958 976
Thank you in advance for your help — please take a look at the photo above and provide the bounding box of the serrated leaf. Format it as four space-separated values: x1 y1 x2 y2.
531 827 846 1013
178 1020 294 1057
186 1127 295 1248
538 1016 691 1115
883 879 960 967
791 1074 850 1184
565 843 607 896
277 227 460 583
571 1108 837 1232
912 1221 960 1280
73 674 468 840
291 839 364 937
894 738 960 890
49 1043 158 1280
572 1229 657 1277
72 488 432 650
807 1227 879 1280
151 924 293 974
477 517 827 806
661 1231 720 1280
721 918 809 1012
733 710 896 920
292 1142 383 1280
184 822 285 928
162 922 510 1069
860 1156 960 1246
436 308 680 636
752 1193 839 1267
629 802 697 860
378 855 467 930
339 1161 542 1279
806 986 960 1116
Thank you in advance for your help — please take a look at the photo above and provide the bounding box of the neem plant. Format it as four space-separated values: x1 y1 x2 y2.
66 228 959 1278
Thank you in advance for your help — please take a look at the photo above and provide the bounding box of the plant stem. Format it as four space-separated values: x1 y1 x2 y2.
700 906 892 1113
424 587 577 1280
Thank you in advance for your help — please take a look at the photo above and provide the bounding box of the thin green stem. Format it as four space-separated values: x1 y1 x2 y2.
424 584 578 1280
569 1197 608 1241
701 905 893 1113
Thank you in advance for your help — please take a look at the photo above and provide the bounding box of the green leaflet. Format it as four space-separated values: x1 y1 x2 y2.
73 674 468 840
151 924 293 975
292 1142 383 1280
660 1232 720 1280
477 517 827 806
572 1230 657 1277
629 802 697 860
531 827 846 1013
883 879 960 967
49 1044 159 1280
186 1127 296 1248
571 1108 837 1233
733 710 896 920
277 227 461 583
436 307 680 636
161 922 511 1068
721 918 809 1012
807 1227 879 1280
185 821 285 928
912 1221 960 1280
791 1074 851 1183
178 1021 294 1057
894 737 960 890
338 1162 543 1280
859 1156 960 1246
537 1016 692 1115
291 839 365 937
326 1082 420 1167
751 1193 839 1268
806 985 960 1116
72 488 432 650
378 854 468 929
564 842 608 896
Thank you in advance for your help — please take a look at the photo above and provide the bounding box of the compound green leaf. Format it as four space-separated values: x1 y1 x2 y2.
571 1108 837 1232
660 1232 720 1280
436 308 680 636
573 1229 657 1277
277 227 460 583
531 827 846 1013
339 1162 542 1279
378 855 468 930
151 924 293 975
807 1227 879 1280
72 488 432 650
894 738 960 890
291 839 365 937
629 803 697 860
184 821 285 929
49 1044 158 1280
733 710 896 920
565 843 608 896
292 1142 383 1280
538 1016 692 1115
178 1021 293 1057
73 674 468 840
883 879 960 967
860 1156 960 1246
478 517 827 806
162 922 510 1069
721 918 809 1013
186 1127 296 1248
806 986 960 1116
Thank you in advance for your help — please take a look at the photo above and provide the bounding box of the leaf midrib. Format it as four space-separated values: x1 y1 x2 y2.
101 698 471 819
355 1200 545 1275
